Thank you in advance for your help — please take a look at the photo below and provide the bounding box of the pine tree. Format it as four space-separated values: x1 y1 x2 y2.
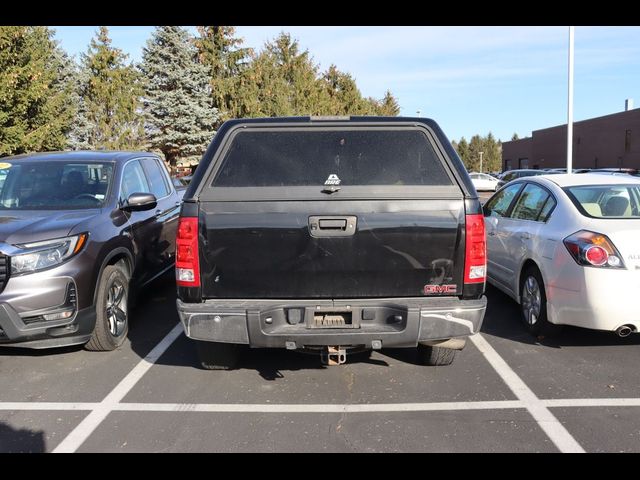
0 26 76 156
457 137 471 167
376 90 401 116
140 26 219 166
511 132 519 141
322 64 369 115
76 27 144 151
483 132 502 172
194 26 252 126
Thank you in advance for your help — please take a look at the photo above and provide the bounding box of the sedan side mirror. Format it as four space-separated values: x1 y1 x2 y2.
482 204 490 217
121 192 157 212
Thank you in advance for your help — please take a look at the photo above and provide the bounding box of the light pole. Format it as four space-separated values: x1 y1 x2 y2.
479 151 483 173
567 26 575 174
416 109 421 118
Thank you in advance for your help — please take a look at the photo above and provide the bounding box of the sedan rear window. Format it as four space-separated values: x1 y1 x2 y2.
212 129 452 187
565 185 640 218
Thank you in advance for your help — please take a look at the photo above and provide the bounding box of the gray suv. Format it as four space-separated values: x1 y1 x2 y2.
0 151 182 350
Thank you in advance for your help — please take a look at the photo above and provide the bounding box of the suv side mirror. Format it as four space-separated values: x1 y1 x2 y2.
121 192 157 212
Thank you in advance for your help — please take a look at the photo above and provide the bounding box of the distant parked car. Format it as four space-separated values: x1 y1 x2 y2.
483 174 640 337
0 151 184 350
590 168 639 177
545 168 592 174
172 175 192 190
469 172 500 192
496 169 559 189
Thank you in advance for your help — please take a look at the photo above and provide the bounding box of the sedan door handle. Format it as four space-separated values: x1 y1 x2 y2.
519 233 531 239
487 231 497 237
155 209 162 217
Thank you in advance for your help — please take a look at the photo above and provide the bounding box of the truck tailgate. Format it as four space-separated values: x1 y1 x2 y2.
199 199 465 298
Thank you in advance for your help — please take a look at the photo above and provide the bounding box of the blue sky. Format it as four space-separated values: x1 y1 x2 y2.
51 26 640 143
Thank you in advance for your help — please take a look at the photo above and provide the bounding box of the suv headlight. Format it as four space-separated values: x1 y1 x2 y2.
11 233 88 275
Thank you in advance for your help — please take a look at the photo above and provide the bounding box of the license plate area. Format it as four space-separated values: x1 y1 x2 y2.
308 308 359 329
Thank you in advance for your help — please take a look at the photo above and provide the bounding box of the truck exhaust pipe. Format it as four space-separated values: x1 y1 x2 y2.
615 325 634 338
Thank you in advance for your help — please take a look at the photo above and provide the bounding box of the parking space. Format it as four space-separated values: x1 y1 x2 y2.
2 274 640 452
77 409 555 453
482 285 640 399
0 274 178 403
124 335 514 405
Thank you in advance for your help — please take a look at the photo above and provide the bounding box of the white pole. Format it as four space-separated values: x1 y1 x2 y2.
567 26 575 174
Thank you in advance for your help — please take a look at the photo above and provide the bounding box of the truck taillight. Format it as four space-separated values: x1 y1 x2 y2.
464 214 486 284
563 230 625 268
176 217 200 287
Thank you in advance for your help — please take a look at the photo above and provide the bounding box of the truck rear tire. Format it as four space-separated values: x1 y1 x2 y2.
417 344 457 366
195 340 241 370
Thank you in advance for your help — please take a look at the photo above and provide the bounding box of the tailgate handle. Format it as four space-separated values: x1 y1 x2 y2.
309 216 357 237
319 219 347 230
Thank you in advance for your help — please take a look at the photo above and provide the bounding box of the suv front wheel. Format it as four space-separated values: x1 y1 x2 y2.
85 265 130 351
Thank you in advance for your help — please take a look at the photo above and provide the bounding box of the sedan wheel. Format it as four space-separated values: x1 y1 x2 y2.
521 275 541 326
519 266 560 337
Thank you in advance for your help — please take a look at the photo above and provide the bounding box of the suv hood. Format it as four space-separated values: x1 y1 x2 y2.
0 210 100 245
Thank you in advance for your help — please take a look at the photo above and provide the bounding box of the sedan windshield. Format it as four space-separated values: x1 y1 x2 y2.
565 184 640 218
0 161 113 210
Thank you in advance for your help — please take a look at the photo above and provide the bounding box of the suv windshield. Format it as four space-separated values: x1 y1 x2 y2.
0 161 113 210
212 129 452 187
565 184 640 218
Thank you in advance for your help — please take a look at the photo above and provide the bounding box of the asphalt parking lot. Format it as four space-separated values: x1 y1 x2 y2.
1 266 640 453
1 190 638 453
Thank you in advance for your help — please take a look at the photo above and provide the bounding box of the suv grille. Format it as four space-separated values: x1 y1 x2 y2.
0 254 8 293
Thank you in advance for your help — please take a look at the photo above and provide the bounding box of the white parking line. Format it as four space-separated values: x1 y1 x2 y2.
470 333 585 453
5 398 640 414
543 398 640 408
0 402 98 411
51 323 183 453
113 400 524 413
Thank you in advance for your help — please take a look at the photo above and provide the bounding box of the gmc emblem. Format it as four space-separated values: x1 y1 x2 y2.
424 284 457 294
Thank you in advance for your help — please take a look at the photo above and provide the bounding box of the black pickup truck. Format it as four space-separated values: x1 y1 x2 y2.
176 117 487 369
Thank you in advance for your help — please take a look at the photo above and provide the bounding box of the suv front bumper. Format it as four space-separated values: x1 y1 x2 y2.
176 296 486 349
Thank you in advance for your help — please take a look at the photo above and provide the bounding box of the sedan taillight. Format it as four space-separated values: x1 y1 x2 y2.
563 230 625 268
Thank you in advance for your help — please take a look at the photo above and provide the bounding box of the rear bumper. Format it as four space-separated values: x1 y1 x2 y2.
177 296 486 349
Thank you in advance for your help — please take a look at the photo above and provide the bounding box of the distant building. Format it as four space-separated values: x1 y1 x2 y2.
502 106 640 171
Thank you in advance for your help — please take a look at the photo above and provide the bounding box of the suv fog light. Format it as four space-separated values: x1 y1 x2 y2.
43 310 74 321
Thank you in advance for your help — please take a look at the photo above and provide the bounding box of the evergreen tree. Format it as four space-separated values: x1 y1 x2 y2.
0 26 76 156
77 27 144 150
376 90 401 116
483 132 502 172
194 26 252 126
321 64 370 115
140 26 219 166
511 132 519 141
468 135 484 171
455 137 470 166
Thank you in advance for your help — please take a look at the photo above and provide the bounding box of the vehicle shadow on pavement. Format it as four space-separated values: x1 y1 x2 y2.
127 270 183 359
0 422 45 453
238 349 390 380
482 284 640 348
